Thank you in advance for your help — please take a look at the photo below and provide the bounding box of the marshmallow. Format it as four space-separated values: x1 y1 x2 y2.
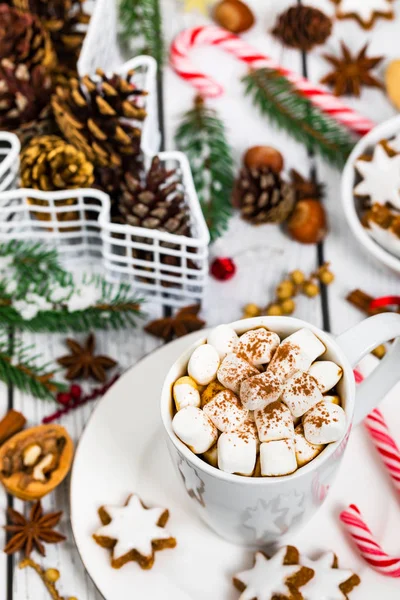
207 324 238 359
308 361 343 393
303 401 347 445
236 328 280 366
202 443 218 468
172 406 218 454
188 344 220 385
238 417 260 452
281 371 323 418
217 352 258 394
240 370 283 411
324 395 341 405
201 380 225 406
260 439 297 477
269 328 325 379
173 376 200 411
294 424 324 467
218 430 257 476
255 401 295 442
203 390 248 433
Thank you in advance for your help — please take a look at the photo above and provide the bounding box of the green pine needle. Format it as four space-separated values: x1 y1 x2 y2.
0 337 65 400
175 99 235 242
242 68 358 169
119 0 164 65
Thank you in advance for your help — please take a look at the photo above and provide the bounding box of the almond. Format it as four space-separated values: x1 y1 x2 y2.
213 0 255 34
244 146 284 173
287 199 328 244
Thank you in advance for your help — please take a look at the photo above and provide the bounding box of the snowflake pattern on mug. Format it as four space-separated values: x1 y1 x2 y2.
242 491 305 543
177 457 206 507
276 490 305 533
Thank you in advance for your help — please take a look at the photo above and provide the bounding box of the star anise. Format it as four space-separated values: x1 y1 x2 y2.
320 42 384 97
290 169 325 202
145 305 205 341
57 333 117 382
4 501 65 557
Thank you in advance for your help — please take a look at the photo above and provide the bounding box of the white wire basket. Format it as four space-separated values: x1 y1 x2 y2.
0 132 20 193
0 152 210 307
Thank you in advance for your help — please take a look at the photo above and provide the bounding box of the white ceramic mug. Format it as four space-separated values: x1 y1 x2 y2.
161 314 400 546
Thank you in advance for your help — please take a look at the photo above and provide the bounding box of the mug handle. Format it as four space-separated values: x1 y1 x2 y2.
335 313 400 426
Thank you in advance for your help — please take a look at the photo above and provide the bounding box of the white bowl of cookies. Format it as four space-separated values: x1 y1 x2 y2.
342 114 400 273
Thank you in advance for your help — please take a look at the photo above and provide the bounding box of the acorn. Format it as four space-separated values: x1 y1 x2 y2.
287 199 328 244
244 145 284 173
213 0 255 33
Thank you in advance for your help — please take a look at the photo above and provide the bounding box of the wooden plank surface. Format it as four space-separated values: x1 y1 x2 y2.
3 0 400 598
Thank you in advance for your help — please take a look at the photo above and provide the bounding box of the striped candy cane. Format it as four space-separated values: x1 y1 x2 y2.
170 25 375 136
340 504 400 577
365 408 400 494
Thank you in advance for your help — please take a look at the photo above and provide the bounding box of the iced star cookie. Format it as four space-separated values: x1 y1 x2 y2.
354 144 400 210
331 0 394 29
233 546 313 600
93 493 176 569
300 551 361 599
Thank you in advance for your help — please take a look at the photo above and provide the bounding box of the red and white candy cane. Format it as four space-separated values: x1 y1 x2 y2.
340 504 400 577
170 25 375 136
365 407 400 494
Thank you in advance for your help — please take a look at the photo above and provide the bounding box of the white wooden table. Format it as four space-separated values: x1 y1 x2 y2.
1 0 400 598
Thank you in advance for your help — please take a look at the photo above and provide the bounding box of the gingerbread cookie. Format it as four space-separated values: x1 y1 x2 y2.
93 493 176 569
332 0 394 29
300 551 361 599
233 546 313 599
354 144 400 210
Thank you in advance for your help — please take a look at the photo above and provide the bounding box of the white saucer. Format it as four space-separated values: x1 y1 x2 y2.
70 332 400 599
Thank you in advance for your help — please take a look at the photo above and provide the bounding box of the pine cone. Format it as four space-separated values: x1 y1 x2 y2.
52 69 147 168
233 166 295 225
0 58 52 130
118 156 190 236
12 0 90 73
0 4 56 71
272 5 332 51
15 104 60 149
21 134 94 190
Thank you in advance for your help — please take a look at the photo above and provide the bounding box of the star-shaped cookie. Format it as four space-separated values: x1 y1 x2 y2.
354 144 400 210
300 552 361 599
93 494 176 569
332 0 394 29
233 546 313 600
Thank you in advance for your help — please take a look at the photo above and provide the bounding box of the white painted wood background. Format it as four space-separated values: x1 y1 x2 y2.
1 0 400 597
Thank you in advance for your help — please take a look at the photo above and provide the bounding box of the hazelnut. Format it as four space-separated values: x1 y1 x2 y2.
280 298 296 315
372 344 386 359
244 146 284 173
303 281 320 298
287 199 328 244
266 304 283 316
213 0 255 33
243 303 261 318
22 443 42 467
290 270 305 286
276 280 295 300
45 568 60 583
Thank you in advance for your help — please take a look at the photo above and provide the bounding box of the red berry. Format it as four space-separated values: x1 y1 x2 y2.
57 392 72 406
210 257 237 281
70 383 82 400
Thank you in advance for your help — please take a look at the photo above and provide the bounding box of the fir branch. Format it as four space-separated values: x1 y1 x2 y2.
242 68 358 169
175 97 234 241
0 338 65 400
119 0 164 65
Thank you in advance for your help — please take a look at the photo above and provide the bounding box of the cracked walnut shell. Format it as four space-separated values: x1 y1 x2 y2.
0 424 73 500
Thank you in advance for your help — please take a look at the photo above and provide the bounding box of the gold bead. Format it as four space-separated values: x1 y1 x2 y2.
45 569 60 583
319 269 335 285
276 280 295 300
372 344 386 359
280 298 296 315
266 304 283 316
290 270 305 286
303 281 320 298
243 303 261 318
68 597 78 600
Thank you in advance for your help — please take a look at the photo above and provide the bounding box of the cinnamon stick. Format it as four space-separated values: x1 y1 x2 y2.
0 410 26 446
346 289 396 317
